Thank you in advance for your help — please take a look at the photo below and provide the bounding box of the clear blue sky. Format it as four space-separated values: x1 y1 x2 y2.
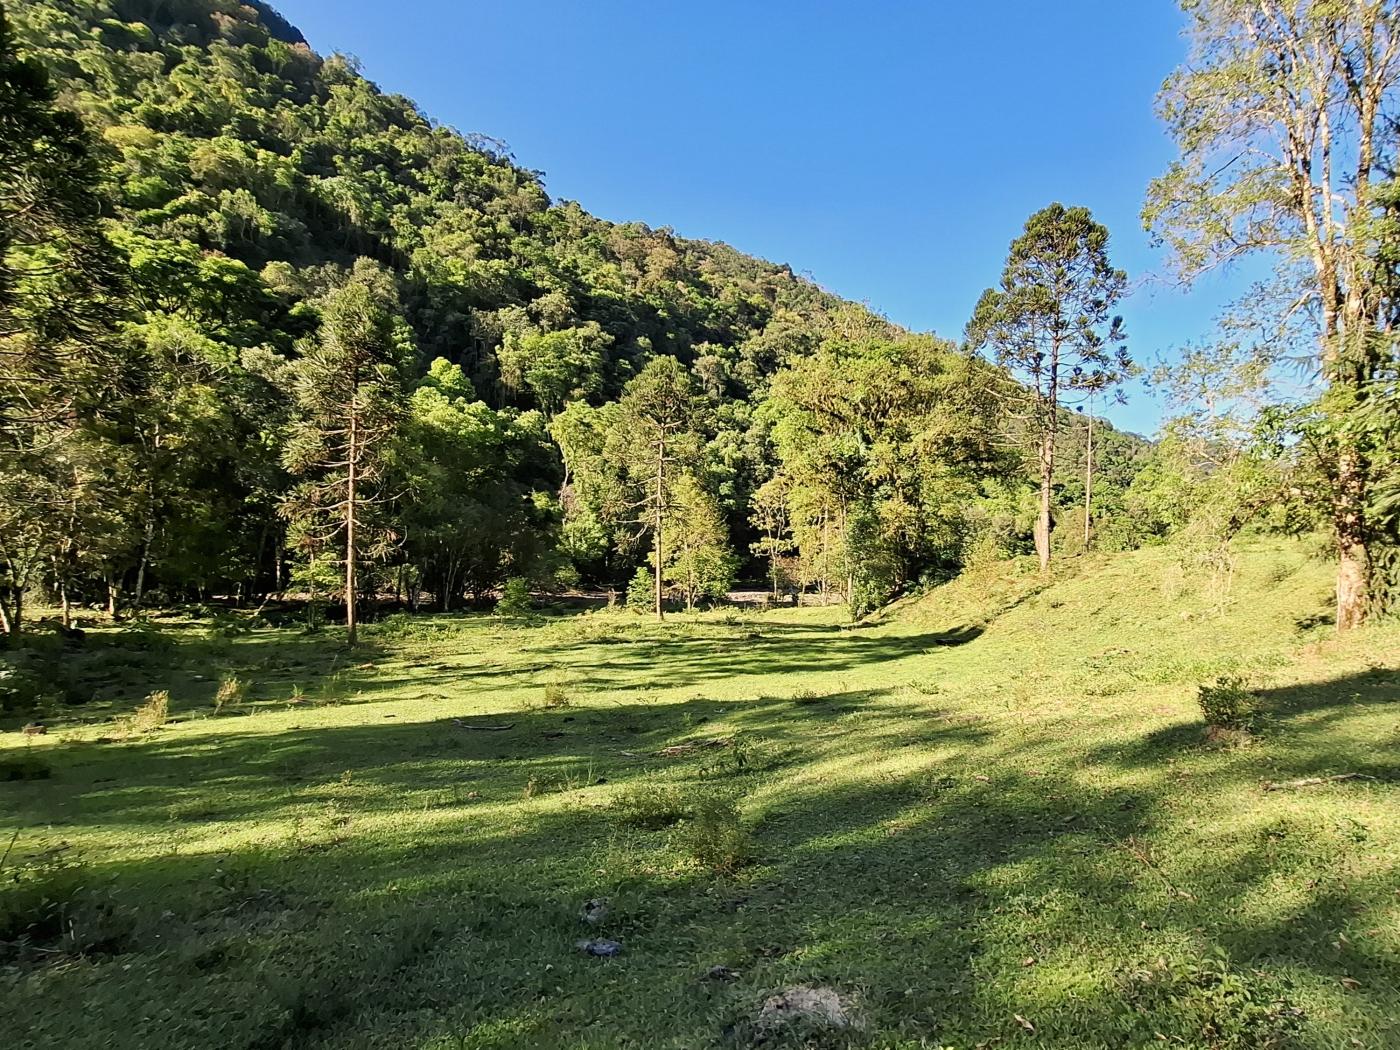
272 0 1253 436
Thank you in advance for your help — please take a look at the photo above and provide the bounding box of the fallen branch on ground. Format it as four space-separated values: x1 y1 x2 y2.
656 737 732 757
452 719 515 732
1262 773 1375 792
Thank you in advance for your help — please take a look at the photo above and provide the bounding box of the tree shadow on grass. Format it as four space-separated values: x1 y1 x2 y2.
5 688 1400 1049
1090 668 1400 786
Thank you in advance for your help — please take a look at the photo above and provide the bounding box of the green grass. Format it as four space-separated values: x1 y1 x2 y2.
2 539 1399 1048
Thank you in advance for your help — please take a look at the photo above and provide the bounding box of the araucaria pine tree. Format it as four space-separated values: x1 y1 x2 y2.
968 203 1130 571
282 264 408 645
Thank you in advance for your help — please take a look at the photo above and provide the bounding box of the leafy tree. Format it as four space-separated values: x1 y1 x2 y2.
498 322 612 414
1144 0 1400 628
750 474 795 599
765 335 1003 613
968 203 1130 572
663 473 738 609
613 357 708 619
400 358 562 607
0 8 125 632
282 263 408 645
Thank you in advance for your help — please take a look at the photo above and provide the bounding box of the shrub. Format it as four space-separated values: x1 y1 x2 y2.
679 794 750 874
1197 676 1257 730
496 577 533 617
541 683 571 709
213 675 246 715
626 566 656 614
612 782 690 829
0 666 46 716
125 690 169 734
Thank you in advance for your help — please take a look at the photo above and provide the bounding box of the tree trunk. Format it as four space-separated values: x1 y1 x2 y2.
345 400 359 647
1035 426 1054 572
1335 442 1370 631
106 573 118 619
0 593 11 635
654 434 665 621
1083 410 1094 547
133 515 154 610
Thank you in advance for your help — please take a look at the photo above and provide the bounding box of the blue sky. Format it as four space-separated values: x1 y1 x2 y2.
272 1 1252 435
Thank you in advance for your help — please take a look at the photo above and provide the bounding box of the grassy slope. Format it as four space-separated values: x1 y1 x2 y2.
2 540 1399 1049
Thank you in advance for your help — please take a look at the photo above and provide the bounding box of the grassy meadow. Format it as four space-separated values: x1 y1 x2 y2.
2 539 1399 1049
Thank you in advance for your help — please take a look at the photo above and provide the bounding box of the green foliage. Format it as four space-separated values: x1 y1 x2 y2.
495 577 533 617
677 793 750 874
212 675 245 715
625 566 655 614
1197 676 1257 730
611 782 690 830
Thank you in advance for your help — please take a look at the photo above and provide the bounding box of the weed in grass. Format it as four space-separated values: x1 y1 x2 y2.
612 782 690 829
791 686 823 705
677 793 750 874
212 675 246 715
114 689 170 737
1119 956 1303 1049
542 682 571 708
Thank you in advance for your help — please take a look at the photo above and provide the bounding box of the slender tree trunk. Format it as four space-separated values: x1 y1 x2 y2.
345 400 359 647
1083 409 1094 547
654 434 665 622
1335 442 1370 630
133 515 154 610
1035 427 1054 572
60 579 71 629
0 594 11 635
106 573 118 619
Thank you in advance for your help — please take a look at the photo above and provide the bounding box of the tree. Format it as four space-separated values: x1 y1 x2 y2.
497 323 612 414
614 357 707 620
0 8 126 632
764 335 1003 613
967 203 1130 572
750 475 795 599
663 473 738 609
282 263 408 645
1144 0 1400 629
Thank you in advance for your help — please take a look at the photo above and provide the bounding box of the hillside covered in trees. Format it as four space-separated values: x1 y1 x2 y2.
2 0 1158 631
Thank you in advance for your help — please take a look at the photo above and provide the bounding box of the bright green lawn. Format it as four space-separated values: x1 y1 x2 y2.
2 540 1399 1049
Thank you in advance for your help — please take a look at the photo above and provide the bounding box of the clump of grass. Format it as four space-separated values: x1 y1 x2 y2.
133 689 169 731
1118 956 1302 1049
541 683 571 709
212 675 246 715
790 686 823 705
115 690 170 737
1197 676 1257 730
612 782 690 829
678 793 750 874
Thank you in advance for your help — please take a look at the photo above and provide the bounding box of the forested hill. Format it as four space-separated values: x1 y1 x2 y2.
15 0 854 395
5 0 1150 623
